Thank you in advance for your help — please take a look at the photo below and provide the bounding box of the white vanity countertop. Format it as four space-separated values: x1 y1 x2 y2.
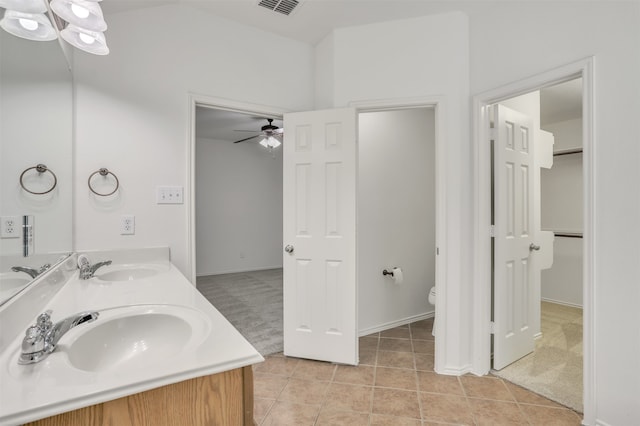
0 253 264 425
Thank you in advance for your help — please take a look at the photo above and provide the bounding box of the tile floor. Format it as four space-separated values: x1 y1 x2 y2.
253 318 583 425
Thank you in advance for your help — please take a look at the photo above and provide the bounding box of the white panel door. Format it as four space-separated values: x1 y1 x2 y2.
282 107 357 365
493 104 536 370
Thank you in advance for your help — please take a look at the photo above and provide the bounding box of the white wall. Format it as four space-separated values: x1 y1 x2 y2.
358 108 435 332
541 237 582 307
323 11 471 373
72 5 314 277
314 32 334 110
543 118 582 151
0 33 73 256
195 137 282 275
470 3 640 424
541 118 583 307
541 122 583 233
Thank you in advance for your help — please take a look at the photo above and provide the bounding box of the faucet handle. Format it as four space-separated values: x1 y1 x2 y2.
22 325 45 354
37 310 53 332
77 254 91 269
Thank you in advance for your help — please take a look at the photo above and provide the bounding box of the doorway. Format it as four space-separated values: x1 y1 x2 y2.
472 57 594 422
194 105 285 355
490 78 584 412
189 95 441 363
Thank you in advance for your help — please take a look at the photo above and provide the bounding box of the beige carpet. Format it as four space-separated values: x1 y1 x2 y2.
197 268 284 356
492 301 583 413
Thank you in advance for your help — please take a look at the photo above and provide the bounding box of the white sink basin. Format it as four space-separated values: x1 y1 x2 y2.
0 273 31 302
93 263 169 282
62 305 211 373
0 273 31 291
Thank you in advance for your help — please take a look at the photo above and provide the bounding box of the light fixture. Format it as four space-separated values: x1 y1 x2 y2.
50 0 106 31
0 0 109 55
259 136 282 149
0 10 57 41
0 0 47 14
60 23 107 54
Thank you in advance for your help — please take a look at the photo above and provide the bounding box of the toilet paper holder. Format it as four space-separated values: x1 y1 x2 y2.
382 268 397 277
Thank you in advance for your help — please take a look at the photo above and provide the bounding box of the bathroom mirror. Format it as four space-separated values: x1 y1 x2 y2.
0 28 73 305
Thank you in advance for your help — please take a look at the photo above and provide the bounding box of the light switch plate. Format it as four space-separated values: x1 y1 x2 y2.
156 186 183 204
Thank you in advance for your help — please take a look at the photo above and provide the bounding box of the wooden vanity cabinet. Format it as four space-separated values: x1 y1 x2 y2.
25 366 254 426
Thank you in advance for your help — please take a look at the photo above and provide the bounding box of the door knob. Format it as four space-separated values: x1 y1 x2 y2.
284 244 294 254
529 243 541 251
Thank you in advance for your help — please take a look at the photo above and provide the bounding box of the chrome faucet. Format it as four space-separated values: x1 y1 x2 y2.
18 310 99 364
77 255 112 280
11 264 51 279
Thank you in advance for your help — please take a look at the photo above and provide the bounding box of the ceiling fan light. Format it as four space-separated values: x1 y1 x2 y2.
60 24 108 55
260 136 281 149
50 0 107 31
0 10 57 41
0 0 47 14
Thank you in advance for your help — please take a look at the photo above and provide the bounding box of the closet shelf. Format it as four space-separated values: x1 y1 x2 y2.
552 231 583 239
553 148 583 157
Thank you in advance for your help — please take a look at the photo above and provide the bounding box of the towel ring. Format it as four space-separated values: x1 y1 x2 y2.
88 168 119 197
19 164 57 195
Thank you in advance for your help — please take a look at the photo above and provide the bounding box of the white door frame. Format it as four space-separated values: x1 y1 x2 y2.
187 94 448 371
471 57 595 423
350 96 447 373
186 93 288 284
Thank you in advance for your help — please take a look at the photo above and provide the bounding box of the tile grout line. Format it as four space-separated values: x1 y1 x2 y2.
503 379 535 426
458 375 480 426
367 332 381 426
411 324 427 426
311 363 338 426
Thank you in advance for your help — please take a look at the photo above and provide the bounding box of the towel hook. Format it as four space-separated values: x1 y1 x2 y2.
88 168 119 196
19 164 57 195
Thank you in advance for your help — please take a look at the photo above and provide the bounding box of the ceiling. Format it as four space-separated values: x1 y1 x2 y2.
196 107 283 142
540 78 583 125
100 0 496 45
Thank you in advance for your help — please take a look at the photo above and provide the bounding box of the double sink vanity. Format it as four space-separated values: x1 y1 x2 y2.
0 247 263 425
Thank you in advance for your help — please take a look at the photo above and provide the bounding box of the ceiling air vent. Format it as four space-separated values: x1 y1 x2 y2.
257 0 300 16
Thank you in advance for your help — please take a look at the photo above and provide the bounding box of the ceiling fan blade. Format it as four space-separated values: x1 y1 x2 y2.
233 134 261 143
234 129 261 132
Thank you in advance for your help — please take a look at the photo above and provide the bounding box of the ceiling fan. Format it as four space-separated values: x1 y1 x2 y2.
233 118 284 148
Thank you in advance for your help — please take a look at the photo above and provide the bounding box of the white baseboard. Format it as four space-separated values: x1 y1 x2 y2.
358 311 434 337
196 265 283 277
436 363 474 376
541 297 583 309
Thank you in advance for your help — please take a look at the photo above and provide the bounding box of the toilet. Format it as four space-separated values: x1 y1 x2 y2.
428 286 436 336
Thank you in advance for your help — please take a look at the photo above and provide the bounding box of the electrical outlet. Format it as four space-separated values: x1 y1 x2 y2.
121 215 135 235
156 186 184 204
1 216 20 238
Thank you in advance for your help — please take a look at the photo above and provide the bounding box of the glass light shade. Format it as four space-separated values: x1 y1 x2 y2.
259 136 282 149
60 24 108 55
50 0 106 31
0 10 57 41
0 0 47 14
